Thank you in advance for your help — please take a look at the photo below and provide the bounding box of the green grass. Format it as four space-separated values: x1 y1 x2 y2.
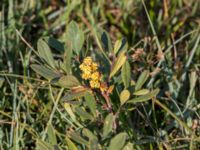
0 0 200 149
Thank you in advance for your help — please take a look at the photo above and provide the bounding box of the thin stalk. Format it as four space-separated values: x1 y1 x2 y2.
42 88 64 140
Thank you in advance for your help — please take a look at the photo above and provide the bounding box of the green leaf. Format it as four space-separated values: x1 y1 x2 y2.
75 107 93 121
64 103 76 122
37 38 56 68
82 128 100 150
121 61 131 88
66 21 84 54
128 89 160 103
120 89 130 105
43 37 64 53
31 64 59 80
89 139 100 150
110 51 127 78
84 92 97 117
47 124 57 145
102 113 114 138
82 128 98 141
108 132 127 150
58 75 80 88
68 131 89 147
61 87 88 101
64 42 72 74
123 142 134 150
133 89 150 96
66 137 78 150
135 70 149 91
114 38 127 55
36 139 54 150
101 31 113 52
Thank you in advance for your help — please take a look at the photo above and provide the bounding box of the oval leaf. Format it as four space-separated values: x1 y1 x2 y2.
108 132 127 150
123 142 134 150
64 42 72 74
102 113 114 138
58 75 80 88
66 21 84 54
114 38 127 55
121 61 131 88
110 51 126 78
68 131 89 147
66 137 78 150
82 128 98 141
75 107 93 121
84 92 97 117
37 38 56 68
31 64 59 80
120 89 130 105
135 70 149 91
133 89 150 96
128 88 160 103
47 124 57 145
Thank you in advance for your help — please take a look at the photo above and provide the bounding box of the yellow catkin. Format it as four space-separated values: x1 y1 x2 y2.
91 71 100 80
91 62 98 71
89 80 100 88
83 57 93 65
80 56 105 90
81 72 91 80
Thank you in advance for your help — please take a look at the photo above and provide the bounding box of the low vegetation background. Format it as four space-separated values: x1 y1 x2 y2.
0 0 200 149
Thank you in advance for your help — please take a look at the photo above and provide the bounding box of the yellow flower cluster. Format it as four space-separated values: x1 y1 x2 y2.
79 57 101 89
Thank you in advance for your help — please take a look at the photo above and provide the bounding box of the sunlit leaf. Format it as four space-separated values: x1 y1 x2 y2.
66 137 78 150
135 70 149 91
84 92 97 117
75 107 93 121
121 61 131 88
37 38 56 68
66 21 84 54
47 124 57 145
102 113 114 138
68 131 89 147
133 89 150 96
31 64 60 80
58 75 80 88
36 139 54 150
108 132 127 150
110 51 127 78
123 142 134 150
114 38 127 55
128 89 160 103
120 89 130 105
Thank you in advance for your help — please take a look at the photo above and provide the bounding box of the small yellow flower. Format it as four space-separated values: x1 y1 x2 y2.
89 80 100 88
80 56 105 90
79 64 85 71
83 57 93 65
81 72 91 80
91 62 98 71
82 66 92 74
91 71 100 80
